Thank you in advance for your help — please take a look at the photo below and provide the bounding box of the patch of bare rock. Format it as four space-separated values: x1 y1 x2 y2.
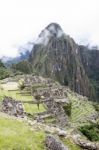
45 135 69 150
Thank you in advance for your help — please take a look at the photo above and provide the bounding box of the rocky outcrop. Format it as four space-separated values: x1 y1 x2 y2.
75 138 99 150
45 135 68 150
2 96 24 117
29 23 95 100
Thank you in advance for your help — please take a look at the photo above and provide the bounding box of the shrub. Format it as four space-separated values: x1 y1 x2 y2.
18 79 25 90
0 67 10 80
79 123 99 141
93 103 99 112
63 102 71 116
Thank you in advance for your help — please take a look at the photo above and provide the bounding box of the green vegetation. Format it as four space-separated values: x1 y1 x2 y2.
0 89 45 115
67 92 96 126
18 79 25 90
0 76 98 149
0 67 10 79
12 60 32 74
44 116 56 124
93 103 99 112
0 60 10 80
0 60 5 67
0 80 47 149
61 137 81 150
63 102 71 116
79 123 99 141
0 116 45 150
91 79 99 100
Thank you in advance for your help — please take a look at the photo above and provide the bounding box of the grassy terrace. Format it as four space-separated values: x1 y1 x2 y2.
0 88 45 114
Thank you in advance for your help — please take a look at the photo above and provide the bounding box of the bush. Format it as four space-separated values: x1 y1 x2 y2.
63 102 71 116
93 103 99 112
0 67 10 80
79 123 99 141
18 79 25 90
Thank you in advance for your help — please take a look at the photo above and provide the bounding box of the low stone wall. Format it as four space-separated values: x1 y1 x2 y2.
2 96 24 117
73 135 99 150
45 135 68 150
77 139 99 150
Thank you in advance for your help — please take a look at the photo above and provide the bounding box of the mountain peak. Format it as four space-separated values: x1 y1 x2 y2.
35 23 64 45
46 23 63 33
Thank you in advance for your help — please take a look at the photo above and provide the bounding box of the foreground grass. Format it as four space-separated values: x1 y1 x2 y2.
0 115 45 150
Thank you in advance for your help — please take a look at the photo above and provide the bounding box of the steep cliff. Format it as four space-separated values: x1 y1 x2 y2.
29 23 95 99
79 46 99 100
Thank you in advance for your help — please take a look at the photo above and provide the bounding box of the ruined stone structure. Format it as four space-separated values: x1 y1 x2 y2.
23 75 70 127
24 75 56 87
2 97 24 117
44 97 69 127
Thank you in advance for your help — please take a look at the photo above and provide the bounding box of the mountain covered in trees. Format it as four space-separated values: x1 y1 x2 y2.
10 23 99 101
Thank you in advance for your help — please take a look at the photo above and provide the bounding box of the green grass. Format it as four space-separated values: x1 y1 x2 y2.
61 137 81 150
0 89 32 101
0 89 46 115
44 116 56 124
24 103 45 114
0 115 46 150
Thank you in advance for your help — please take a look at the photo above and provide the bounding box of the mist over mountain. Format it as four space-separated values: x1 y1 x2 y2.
1 42 34 66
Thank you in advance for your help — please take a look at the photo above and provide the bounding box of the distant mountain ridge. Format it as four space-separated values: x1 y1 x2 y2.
2 50 30 67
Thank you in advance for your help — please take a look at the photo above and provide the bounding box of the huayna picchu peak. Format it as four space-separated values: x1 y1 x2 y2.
35 23 64 46
29 23 96 101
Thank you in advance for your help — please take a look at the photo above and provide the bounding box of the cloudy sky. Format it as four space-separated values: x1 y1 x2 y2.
0 0 99 57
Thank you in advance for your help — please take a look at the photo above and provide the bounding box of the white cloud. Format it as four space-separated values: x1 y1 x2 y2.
0 0 99 57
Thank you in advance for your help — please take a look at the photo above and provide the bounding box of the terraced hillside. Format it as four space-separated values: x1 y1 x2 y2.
0 76 98 126
68 91 98 126
0 76 98 150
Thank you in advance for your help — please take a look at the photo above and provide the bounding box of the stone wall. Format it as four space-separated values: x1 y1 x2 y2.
2 96 25 117
45 135 68 150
